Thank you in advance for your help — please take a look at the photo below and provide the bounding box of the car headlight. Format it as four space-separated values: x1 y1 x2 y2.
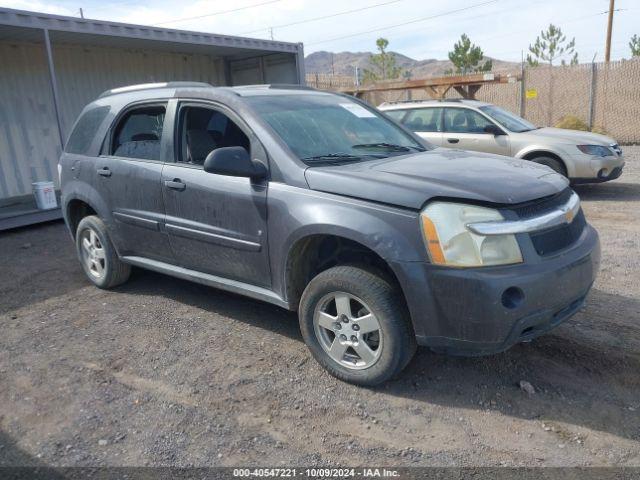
577 145 613 157
420 202 523 267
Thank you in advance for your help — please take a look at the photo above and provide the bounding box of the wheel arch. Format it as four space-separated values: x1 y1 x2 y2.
62 182 111 238
515 147 572 177
283 230 409 315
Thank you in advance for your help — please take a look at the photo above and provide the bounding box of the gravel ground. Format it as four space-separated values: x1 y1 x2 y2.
0 148 639 468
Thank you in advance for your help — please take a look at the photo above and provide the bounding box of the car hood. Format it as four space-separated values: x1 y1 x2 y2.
304 148 569 210
522 127 615 146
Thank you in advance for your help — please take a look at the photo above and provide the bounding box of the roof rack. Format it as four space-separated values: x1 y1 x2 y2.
379 98 472 107
98 82 213 98
231 84 316 91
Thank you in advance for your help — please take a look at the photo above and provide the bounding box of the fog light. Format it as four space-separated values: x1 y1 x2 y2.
502 287 524 309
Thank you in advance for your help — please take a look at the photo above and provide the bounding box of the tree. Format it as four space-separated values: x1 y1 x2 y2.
362 38 402 83
630 35 640 57
447 34 492 75
526 24 576 67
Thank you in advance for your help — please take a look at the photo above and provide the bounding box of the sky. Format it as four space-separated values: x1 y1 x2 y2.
1 0 638 63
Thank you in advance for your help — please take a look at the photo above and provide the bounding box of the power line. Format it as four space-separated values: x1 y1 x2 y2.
306 0 501 46
239 0 404 36
154 0 283 26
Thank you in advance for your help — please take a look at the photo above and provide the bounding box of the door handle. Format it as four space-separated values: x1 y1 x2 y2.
97 167 112 177
447 138 460 144
164 179 186 191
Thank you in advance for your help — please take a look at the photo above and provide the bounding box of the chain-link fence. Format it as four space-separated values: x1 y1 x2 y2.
306 58 640 144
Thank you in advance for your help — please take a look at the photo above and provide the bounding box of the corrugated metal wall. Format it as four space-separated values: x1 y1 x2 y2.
0 41 61 200
0 40 228 200
52 43 226 135
229 53 298 85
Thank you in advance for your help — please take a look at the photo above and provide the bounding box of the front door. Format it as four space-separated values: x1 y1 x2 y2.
161 101 271 287
443 107 510 156
96 102 174 262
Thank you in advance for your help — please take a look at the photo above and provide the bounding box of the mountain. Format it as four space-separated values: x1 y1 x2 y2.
305 50 519 78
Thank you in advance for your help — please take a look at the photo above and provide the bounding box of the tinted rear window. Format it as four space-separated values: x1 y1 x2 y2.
65 106 110 155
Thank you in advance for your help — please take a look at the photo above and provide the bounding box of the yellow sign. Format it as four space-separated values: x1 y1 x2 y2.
525 89 538 99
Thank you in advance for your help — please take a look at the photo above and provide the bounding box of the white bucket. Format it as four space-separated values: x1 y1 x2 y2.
32 181 58 210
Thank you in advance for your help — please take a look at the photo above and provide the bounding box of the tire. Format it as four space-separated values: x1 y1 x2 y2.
76 215 131 289
299 265 416 386
531 156 567 177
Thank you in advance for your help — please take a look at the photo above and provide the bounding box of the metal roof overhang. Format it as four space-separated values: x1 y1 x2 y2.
0 7 302 59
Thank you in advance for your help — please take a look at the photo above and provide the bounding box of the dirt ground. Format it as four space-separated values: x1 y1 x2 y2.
1 148 639 469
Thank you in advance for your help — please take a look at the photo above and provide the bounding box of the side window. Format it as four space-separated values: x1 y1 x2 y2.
444 108 494 134
111 105 165 161
403 108 443 132
178 106 250 166
384 110 407 122
66 106 110 155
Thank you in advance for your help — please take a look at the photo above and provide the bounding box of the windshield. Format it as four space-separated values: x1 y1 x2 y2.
245 93 427 165
479 105 537 133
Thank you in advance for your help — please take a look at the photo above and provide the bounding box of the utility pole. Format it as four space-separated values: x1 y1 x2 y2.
605 0 615 62
269 27 274 40
79 7 84 19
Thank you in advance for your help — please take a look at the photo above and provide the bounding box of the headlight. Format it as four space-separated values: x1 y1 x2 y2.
420 202 523 267
577 145 613 157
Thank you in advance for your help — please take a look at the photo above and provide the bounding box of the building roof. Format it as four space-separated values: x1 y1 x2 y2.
0 7 302 58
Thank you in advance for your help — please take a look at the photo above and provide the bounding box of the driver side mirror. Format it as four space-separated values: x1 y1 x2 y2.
484 124 505 136
203 146 267 179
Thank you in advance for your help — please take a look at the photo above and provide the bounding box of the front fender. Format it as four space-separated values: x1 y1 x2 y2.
267 183 426 301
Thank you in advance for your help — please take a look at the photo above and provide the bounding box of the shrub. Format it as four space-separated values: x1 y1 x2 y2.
555 115 589 131
555 115 609 136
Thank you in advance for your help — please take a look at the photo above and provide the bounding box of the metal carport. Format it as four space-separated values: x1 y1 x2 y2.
0 7 305 230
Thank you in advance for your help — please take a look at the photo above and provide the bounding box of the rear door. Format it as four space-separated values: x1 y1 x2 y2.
161 100 271 287
400 107 444 146
96 102 174 262
443 107 510 156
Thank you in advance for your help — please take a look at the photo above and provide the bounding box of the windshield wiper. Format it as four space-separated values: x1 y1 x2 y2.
301 153 365 165
351 142 424 152
303 153 362 161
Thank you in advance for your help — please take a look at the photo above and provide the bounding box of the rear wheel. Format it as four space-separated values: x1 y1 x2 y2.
76 215 130 289
299 265 416 386
530 156 567 177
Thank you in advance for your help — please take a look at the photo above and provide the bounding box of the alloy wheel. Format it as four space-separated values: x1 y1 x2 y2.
313 292 382 370
80 227 106 279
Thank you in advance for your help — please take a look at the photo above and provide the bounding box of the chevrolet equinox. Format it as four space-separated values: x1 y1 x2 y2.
60 82 600 385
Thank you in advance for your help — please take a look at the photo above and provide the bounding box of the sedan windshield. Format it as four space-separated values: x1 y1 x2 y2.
245 93 427 165
479 105 537 133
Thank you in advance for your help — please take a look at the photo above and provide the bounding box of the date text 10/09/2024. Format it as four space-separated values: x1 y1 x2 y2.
232 468 401 478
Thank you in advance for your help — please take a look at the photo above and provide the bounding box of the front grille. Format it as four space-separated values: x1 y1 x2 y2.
529 210 586 256
512 188 573 219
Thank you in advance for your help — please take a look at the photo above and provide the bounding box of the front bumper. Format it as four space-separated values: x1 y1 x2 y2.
391 224 600 356
570 153 625 183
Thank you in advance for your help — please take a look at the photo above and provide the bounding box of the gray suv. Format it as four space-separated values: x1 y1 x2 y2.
60 83 600 385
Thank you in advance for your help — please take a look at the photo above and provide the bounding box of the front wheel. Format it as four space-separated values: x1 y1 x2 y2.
299 265 416 386
530 156 567 177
